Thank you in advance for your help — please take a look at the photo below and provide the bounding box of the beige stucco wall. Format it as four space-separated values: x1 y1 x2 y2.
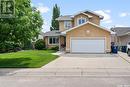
74 13 100 26
86 12 100 25
59 13 100 31
60 36 65 45
44 37 59 48
44 36 65 49
74 14 89 26
59 20 74 32
66 23 111 53
44 37 48 48
59 21 65 31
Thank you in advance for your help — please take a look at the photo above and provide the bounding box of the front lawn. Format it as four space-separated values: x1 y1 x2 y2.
0 50 58 68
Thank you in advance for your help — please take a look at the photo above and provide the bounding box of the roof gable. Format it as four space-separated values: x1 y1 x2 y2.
73 12 93 18
62 22 111 34
73 10 104 19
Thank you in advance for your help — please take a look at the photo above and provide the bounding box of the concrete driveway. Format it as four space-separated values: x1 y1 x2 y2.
1 53 130 87
43 53 130 69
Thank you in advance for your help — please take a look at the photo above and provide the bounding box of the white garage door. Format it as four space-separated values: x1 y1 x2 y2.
71 38 105 53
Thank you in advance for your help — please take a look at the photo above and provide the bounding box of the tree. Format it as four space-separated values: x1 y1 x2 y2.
50 4 60 31
0 0 43 52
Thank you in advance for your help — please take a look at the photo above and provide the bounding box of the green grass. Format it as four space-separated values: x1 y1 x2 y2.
0 50 58 68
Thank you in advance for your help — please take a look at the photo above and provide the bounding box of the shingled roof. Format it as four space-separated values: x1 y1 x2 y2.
111 27 130 36
43 30 61 37
56 10 104 21
56 15 73 21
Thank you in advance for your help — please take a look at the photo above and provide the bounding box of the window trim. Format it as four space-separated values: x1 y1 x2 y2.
48 37 59 45
77 17 87 25
64 21 72 29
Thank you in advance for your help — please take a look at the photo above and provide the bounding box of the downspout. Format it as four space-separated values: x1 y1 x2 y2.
59 36 61 51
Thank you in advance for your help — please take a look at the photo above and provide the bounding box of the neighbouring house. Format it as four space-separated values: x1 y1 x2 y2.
32 32 44 42
111 27 130 46
38 32 44 40
43 10 111 53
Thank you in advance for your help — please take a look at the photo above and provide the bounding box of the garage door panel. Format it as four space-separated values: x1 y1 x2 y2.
71 39 105 53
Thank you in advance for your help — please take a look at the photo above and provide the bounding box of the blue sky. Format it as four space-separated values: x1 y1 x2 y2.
31 0 130 32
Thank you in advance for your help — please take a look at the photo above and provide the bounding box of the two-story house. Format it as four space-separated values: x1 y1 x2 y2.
43 10 111 53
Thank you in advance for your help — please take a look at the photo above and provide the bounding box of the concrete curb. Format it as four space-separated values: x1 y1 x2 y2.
118 52 130 64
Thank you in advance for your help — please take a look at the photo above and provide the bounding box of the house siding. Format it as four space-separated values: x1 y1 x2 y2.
118 35 130 46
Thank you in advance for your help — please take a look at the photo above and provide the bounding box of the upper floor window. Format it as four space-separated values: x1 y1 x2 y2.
77 18 87 25
64 21 72 29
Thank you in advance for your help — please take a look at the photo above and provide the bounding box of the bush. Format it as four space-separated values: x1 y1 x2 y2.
49 46 59 51
23 41 34 50
35 39 46 50
0 42 22 53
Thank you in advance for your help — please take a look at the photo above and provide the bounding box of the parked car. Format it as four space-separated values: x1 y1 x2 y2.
127 42 130 56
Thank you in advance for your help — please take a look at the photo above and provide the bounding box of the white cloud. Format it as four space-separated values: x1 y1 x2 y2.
105 10 111 13
105 20 112 23
119 12 130 17
37 6 49 14
115 24 129 27
94 10 112 24
36 3 50 14
32 3 50 32
42 21 50 32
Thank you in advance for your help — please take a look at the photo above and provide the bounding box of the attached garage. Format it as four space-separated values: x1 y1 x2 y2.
71 37 105 53
65 22 111 53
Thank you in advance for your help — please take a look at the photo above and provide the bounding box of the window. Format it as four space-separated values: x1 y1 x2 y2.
64 21 72 29
49 37 59 45
77 18 87 25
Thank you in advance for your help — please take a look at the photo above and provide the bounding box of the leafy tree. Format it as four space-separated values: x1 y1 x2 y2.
0 0 43 52
50 4 60 31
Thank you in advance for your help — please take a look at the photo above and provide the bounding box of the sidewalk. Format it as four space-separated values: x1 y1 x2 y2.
118 52 130 63
2 68 130 77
